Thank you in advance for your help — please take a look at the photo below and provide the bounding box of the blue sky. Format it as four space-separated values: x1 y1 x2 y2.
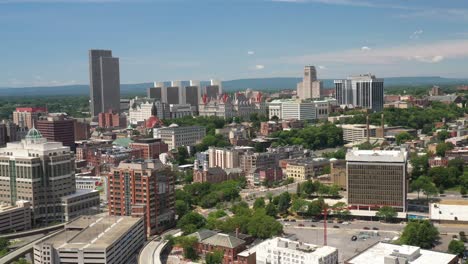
1 0 468 87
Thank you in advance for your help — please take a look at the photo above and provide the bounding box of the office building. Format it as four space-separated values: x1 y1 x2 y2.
61 189 100 222
108 160 175 235
33 215 146 264
73 119 91 141
36 114 76 151
75 176 102 190
334 74 384 112
89 49 120 116
12 107 47 129
339 124 378 143
204 79 223 99
346 149 408 212
0 128 80 224
0 200 32 233
256 237 338 264
297 66 322 100
345 242 457 264
128 138 168 160
153 124 206 150
128 98 193 124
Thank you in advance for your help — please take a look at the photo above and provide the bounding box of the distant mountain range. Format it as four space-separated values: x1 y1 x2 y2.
0 76 467 97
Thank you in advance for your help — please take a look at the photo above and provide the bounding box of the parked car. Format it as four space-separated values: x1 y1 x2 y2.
351 236 357 241
363 227 370 230
298 223 304 227
372 227 379 230
290 219 297 222
342 222 350 225
310 224 316 227
333 225 340 228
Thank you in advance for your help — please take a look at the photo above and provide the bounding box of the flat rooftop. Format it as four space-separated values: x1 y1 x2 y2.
346 242 456 264
39 216 141 250
346 149 407 163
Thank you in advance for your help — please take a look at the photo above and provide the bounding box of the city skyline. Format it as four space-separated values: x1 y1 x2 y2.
1 0 468 87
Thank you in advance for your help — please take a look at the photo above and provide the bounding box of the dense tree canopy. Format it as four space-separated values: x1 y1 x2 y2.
400 220 439 249
271 123 343 150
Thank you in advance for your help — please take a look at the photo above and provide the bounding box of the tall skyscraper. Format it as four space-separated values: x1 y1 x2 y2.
334 74 384 112
204 79 223 99
297 66 322 100
89 49 120 116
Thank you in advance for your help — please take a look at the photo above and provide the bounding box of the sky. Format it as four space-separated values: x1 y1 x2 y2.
1 0 468 87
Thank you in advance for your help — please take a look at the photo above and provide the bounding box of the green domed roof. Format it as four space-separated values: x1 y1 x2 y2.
26 127 42 139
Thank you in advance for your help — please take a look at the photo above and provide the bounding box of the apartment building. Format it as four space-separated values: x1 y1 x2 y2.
208 147 240 169
33 215 145 264
108 160 175 235
285 158 329 181
129 138 168 160
12 107 47 129
346 148 408 212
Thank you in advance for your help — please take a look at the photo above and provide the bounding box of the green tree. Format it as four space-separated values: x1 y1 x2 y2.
461 187 467 196
421 177 439 201
437 130 450 141
177 212 206 234
205 250 224 264
246 210 283 239
174 236 199 260
436 142 454 157
302 180 316 196
448 239 465 257
265 203 278 217
376 206 397 222
253 198 266 209
0 238 9 257
277 192 291 214
175 200 189 218
177 146 190 164
400 220 439 249
396 132 414 145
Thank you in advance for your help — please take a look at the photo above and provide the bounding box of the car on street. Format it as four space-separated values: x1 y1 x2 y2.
363 227 370 230
372 227 379 230
333 225 340 228
298 224 304 227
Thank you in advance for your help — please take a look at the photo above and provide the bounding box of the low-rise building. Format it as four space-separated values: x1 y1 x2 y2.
345 242 457 264
248 167 283 185
446 147 468 164
430 200 468 224
153 124 206 150
33 215 146 264
75 176 102 190
0 200 32 233
189 229 248 264
428 156 449 167
285 158 329 181
129 138 168 160
339 124 378 143
256 237 338 264
330 158 346 190
61 189 100 222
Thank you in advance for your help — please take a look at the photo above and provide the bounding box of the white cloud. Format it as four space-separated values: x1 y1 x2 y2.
318 65 327 70
410 29 423 39
277 39 468 65
255 65 265 70
361 46 371 51
247 51 255 55
412 55 444 63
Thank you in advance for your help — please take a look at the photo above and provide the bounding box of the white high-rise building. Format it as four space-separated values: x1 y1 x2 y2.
268 99 335 121
297 66 322 100
334 74 384 112
256 237 339 264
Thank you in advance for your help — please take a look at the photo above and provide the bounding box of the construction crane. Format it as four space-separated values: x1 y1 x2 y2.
322 204 349 246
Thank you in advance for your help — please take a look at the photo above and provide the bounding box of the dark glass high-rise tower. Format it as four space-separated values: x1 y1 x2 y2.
89 49 120 116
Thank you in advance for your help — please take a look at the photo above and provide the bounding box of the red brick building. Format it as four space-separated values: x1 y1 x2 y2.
260 121 281 136
108 160 175 236
98 110 126 128
36 114 75 151
189 230 247 264
128 138 168 160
